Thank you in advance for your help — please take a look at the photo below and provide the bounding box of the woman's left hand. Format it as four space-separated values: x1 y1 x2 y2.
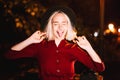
74 36 104 64
74 36 92 50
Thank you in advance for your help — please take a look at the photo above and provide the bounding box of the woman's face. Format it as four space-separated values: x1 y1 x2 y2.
52 13 68 40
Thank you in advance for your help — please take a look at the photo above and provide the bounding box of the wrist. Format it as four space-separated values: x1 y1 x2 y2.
25 37 33 45
86 47 95 54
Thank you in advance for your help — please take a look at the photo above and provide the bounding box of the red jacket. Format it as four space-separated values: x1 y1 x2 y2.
5 39 105 80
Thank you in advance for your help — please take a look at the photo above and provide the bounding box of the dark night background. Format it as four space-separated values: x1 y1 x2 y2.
0 0 120 80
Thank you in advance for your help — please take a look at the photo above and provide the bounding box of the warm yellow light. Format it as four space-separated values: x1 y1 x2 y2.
16 22 23 28
104 29 110 35
118 28 120 33
15 18 19 22
108 23 116 33
108 23 114 30
26 8 31 13
33 7 38 12
31 12 35 16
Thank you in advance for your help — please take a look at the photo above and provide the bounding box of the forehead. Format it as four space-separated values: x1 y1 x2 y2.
52 12 68 22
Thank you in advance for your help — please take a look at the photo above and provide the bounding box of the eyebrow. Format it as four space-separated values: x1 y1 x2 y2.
52 21 68 23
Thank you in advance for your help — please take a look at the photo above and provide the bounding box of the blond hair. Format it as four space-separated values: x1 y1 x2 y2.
44 11 77 41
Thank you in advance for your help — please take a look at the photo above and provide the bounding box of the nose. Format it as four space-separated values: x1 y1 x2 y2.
58 24 63 30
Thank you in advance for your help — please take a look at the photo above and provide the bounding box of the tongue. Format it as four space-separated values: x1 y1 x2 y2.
58 32 63 37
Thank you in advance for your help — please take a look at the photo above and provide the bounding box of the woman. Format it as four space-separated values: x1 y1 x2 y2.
5 6 105 80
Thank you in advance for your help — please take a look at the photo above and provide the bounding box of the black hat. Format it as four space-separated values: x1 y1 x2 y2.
40 6 77 31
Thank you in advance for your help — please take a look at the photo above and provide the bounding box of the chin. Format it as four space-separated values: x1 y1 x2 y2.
57 36 65 40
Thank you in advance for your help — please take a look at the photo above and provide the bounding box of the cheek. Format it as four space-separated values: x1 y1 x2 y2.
64 27 68 32
52 27 58 34
53 27 57 31
52 25 56 30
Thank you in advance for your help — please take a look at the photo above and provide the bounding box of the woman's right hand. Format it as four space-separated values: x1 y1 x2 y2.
11 30 46 51
28 30 46 43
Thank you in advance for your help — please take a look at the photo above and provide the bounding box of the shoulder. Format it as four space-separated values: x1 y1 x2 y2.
65 40 86 53
64 40 77 48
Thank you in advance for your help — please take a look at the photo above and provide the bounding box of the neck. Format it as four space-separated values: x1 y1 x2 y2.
55 38 63 47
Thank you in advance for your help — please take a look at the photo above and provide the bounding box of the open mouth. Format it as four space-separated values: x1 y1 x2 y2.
57 31 64 37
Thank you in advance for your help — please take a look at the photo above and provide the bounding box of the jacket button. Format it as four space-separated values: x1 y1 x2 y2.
56 59 59 63
56 50 59 53
56 69 60 72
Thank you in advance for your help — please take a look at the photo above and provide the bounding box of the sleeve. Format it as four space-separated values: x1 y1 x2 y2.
4 43 39 60
71 45 105 72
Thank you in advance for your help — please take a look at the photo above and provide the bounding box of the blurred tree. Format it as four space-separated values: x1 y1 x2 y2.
0 0 46 44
